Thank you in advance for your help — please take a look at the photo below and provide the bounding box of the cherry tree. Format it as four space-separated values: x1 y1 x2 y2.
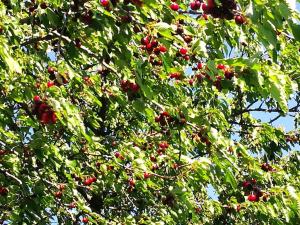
0 0 300 224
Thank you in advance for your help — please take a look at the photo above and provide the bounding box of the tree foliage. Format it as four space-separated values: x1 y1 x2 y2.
0 0 300 224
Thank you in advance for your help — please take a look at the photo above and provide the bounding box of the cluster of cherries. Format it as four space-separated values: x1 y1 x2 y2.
120 80 140 93
32 96 57 124
157 141 170 155
0 187 8 196
192 63 234 91
83 176 97 186
261 163 275 172
155 111 187 127
140 35 168 66
54 184 66 199
242 179 268 202
170 0 245 25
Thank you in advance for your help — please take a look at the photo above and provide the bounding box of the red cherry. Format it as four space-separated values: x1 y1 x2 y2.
170 3 179 11
201 3 208 11
235 15 245 25
91 176 97 182
141 36 150 45
217 64 225 70
38 103 49 114
159 142 169 149
47 66 55 74
169 72 181 79
47 81 55 88
159 45 167 53
82 217 89 223
248 194 258 202
114 152 121 158
50 112 57 124
190 1 201 10
224 70 234 80
100 0 109 7
179 48 188 55
40 112 51 124
54 191 62 198
40 2 47 9
161 111 170 117
184 55 190 61
129 83 140 92
242 181 251 188
146 43 153 51
197 63 203 69
189 79 194 85
207 0 215 8
33 95 41 102
155 116 161 122
143 172 151 179
250 178 257 184
83 178 93 186
151 40 158 48
150 155 157 162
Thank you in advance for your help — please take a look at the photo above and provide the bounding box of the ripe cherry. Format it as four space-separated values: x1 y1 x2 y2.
82 217 89 223
114 151 121 158
201 3 208 11
40 2 47 9
217 64 225 70
248 194 258 202
144 172 151 179
179 48 188 55
151 40 158 48
242 181 251 188
54 191 62 198
150 155 157 162
155 116 161 122
190 1 201 10
159 45 167 53
129 83 140 92
170 3 179 11
33 95 41 102
92 176 97 182
48 66 55 74
161 111 170 117
197 62 203 69
235 15 245 25
47 81 55 88
83 178 93 186
100 0 109 7
141 36 149 45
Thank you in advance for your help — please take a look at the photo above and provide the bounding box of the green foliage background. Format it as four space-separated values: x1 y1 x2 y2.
0 0 300 224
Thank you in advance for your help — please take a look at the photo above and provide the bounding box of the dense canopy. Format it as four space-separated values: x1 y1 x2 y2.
0 0 300 224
